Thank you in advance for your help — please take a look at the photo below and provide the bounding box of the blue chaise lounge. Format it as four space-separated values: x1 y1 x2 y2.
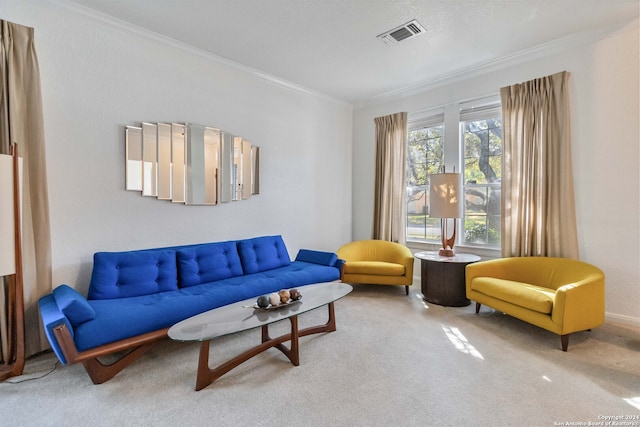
38 235 342 384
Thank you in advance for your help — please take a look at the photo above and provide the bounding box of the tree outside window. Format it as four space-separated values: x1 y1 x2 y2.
406 124 444 241
462 118 502 246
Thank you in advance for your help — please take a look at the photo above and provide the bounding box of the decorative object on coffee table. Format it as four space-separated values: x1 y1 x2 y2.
289 289 301 301
248 289 303 310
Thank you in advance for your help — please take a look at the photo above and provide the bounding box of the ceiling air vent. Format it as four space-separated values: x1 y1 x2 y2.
377 20 426 45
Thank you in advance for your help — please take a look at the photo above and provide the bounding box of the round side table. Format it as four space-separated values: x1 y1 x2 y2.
414 251 481 307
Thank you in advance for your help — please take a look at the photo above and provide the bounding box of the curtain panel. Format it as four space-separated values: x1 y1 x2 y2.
0 20 52 360
372 112 408 244
500 71 579 258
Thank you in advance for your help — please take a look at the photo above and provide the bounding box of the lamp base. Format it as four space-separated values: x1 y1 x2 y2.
438 249 455 257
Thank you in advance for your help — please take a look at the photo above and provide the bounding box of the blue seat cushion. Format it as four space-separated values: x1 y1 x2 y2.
72 261 340 351
237 235 291 274
52 285 96 327
177 241 243 288
88 249 178 299
75 283 278 351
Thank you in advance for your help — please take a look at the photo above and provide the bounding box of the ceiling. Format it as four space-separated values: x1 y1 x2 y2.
65 0 638 105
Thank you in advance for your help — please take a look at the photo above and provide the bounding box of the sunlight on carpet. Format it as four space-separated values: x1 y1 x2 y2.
441 325 484 360
625 396 640 411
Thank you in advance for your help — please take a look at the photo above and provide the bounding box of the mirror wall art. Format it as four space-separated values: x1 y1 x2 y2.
125 122 260 205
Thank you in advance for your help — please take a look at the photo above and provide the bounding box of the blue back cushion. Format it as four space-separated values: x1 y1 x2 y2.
237 235 291 274
177 241 244 287
88 249 178 300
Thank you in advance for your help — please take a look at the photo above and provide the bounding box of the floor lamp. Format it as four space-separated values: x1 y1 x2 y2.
429 172 463 257
0 143 24 380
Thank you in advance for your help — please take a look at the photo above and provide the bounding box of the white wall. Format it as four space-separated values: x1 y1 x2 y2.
2 2 353 294
353 21 640 324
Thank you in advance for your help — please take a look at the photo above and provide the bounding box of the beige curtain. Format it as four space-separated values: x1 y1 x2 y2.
500 71 579 258
1 20 52 359
373 112 408 244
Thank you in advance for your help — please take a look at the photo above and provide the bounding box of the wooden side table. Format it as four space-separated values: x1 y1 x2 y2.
414 251 481 307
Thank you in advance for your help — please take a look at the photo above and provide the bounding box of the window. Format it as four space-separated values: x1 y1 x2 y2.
406 98 502 248
462 112 502 246
406 115 444 241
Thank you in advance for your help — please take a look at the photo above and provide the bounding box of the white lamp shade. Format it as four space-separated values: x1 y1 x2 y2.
0 154 16 276
429 172 463 218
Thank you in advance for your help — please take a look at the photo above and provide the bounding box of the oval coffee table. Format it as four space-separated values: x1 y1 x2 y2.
169 282 352 390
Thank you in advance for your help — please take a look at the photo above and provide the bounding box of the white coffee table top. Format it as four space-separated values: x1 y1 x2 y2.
168 282 352 342
414 251 481 263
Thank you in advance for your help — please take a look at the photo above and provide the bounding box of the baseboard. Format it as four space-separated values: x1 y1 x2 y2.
605 312 640 329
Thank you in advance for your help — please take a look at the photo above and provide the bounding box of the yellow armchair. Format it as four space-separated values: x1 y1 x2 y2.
466 257 605 351
337 240 414 295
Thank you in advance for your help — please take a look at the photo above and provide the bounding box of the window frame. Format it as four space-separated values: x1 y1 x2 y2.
406 95 502 255
406 107 445 242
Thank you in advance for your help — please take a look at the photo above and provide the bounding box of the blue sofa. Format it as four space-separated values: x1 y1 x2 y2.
38 235 342 384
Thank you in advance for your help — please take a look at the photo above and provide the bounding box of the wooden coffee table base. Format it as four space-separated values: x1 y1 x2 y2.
195 302 337 391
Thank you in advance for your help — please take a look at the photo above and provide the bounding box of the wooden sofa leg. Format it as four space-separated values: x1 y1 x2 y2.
82 343 155 384
405 286 409 296
561 334 569 352
53 323 169 384
475 302 481 314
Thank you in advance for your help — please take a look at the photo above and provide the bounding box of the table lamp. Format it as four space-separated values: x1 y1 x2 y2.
429 172 463 257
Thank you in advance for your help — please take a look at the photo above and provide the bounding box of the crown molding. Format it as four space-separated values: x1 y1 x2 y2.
51 0 351 108
355 18 639 110
50 1 636 112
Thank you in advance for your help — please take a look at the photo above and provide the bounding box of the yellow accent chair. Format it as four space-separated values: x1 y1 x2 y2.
337 240 414 295
465 257 605 351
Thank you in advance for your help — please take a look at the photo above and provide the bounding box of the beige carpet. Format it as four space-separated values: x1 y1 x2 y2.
2 285 639 426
